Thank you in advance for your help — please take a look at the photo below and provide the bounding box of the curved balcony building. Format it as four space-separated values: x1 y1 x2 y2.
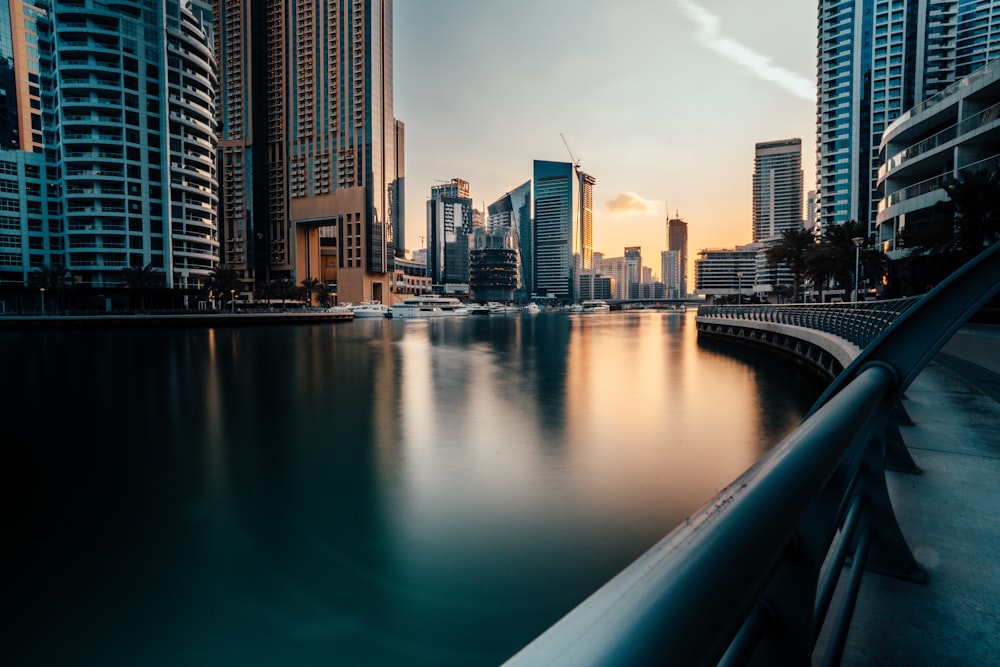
876 57 1000 255
8 0 219 291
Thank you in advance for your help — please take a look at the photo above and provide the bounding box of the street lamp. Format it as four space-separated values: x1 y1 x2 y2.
230 289 236 313
39 286 45 316
736 271 743 305
851 237 865 302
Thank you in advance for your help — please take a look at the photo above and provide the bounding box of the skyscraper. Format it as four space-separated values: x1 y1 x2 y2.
533 160 575 300
578 170 596 271
660 250 680 299
753 139 803 242
668 216 689 298
487 180 531 301
0 0 218 293
427 178 472 289
816 0 1000 237
624 246 642 299
215 0 401 304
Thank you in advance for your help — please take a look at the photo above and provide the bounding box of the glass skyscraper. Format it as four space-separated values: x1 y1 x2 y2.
816 0 1000 236
532 160 575 300
487 180 531 302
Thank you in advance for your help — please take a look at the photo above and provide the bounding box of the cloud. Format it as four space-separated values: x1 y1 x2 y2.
674 0 814 101
607 192 656 213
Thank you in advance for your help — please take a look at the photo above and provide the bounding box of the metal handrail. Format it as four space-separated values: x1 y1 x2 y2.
504 241 1000 666
696 298 921 350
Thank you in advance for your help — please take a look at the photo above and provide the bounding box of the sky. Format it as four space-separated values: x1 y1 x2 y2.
393 0 817 281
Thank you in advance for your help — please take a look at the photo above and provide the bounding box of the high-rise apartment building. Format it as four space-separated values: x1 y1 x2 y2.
427 178 472 289
753 139 803 242
624 246 642 299
215 0 401 304
487 180 531 301
577 170 596 271
816 0 1000 237
0 0 218 294
660 250 680 299
533 160 576 300
668 216 688 298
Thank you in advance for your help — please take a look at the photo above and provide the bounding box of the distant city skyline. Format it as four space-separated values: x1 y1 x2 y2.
394 0 817 281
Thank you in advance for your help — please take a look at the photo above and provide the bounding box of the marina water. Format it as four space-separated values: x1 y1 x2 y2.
6 309 825 666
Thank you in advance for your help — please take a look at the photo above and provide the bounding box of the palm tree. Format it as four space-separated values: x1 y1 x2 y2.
765 228 815 302
120 263 164 311
270 277 298 310
300 277 325 307
255 281 274 308
27 264 75 311
203 266 242 310
805 220 885 301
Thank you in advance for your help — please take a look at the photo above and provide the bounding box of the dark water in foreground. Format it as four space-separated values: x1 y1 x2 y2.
4 309 825 666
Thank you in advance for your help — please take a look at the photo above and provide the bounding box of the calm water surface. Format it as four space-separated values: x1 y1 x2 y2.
5 310 825 666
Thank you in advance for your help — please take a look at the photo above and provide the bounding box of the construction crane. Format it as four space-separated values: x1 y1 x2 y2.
560 133 581 172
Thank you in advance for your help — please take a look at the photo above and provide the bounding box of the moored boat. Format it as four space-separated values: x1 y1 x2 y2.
580 299 610 313
467 303 492 316
387 294 469 319
350 301 388 318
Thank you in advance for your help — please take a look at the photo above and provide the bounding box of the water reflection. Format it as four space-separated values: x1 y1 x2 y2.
5 311 824 666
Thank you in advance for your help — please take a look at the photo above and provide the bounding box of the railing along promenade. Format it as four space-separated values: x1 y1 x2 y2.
505 241 1000 667
695 298 922 378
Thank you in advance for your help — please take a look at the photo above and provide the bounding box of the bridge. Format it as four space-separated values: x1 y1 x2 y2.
505 242 1000 666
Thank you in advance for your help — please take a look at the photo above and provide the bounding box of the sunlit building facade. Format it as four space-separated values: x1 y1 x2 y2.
660 250 680 300
753 139 803 242
668 216 688 297
694 245 759 302
215 0 401 304
0 0 218 292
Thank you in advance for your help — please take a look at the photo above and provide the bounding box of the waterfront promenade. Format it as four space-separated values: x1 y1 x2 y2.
838 323 1000 665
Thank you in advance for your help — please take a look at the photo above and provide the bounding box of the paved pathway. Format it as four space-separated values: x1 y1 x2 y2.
840 324 1000 665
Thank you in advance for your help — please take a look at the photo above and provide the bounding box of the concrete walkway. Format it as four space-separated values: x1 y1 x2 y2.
840 324 1000 666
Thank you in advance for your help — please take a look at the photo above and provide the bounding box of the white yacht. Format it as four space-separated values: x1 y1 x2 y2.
387 294 469 319
580 299 611 313
467 302 492 316
349 301 388 318
522 302 541 314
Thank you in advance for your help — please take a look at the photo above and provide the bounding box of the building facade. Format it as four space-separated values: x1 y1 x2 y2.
694 245 759 302
469 225 518 302
877 56 1000 253
816 0 1000 237
533 160 575 300
660 250 681 299
577 169 595 272
214 0 402 305
487 180 531 301
668 216 688 297
0 0 218 296
427 177 472 290
624 246 642 299
753 138 803 242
